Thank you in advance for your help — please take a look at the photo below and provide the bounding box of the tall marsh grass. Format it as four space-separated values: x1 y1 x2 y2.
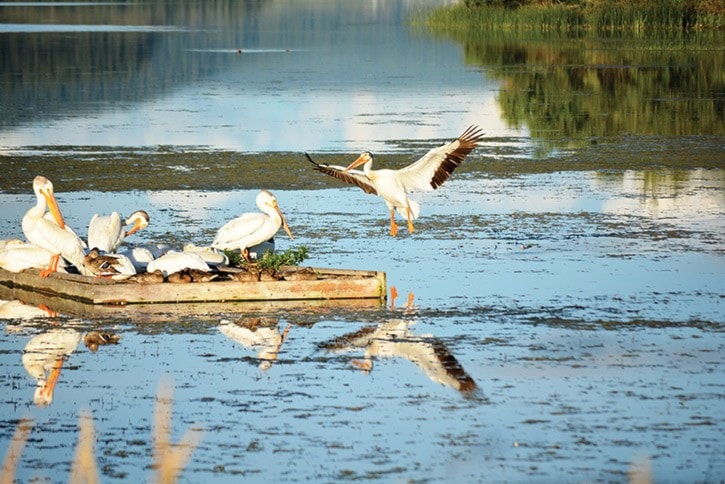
418 0 723 35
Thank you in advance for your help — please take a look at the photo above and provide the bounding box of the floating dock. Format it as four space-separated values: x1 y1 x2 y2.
0 267 387 306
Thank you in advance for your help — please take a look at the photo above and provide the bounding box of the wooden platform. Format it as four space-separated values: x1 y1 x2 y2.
0 267 387 306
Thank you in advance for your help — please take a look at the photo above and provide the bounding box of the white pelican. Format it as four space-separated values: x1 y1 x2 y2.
87 210 149 253
306 125 484 236
0 241 70 273
0 238 24 251
119 246 156 272
22 328 82 406
146 250 211 277
21 176 91 277
182 243 229 267
211 190 294 262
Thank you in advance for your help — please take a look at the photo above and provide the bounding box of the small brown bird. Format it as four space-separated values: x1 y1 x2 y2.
280 267 318 281
129 269 165 284
84 331 121 352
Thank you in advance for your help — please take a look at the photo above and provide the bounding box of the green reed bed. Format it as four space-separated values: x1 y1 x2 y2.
416 0 723 35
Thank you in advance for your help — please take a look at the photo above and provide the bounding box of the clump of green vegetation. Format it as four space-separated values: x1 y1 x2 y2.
416 0 723 34
223 246 309 271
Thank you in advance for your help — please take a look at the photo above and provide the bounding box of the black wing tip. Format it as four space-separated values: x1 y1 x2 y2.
304 152 319 165
460 125 485 144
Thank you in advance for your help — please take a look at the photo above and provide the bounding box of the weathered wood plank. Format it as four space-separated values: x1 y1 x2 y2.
0 267 387 305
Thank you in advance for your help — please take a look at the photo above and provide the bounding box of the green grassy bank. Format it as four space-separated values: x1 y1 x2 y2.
418 0 723 34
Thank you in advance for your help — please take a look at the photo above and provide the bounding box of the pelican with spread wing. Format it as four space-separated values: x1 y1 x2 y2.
306 125 483 236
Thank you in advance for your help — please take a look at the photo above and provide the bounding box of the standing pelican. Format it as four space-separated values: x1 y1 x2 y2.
306 125 484 236
211 190 294 261
22 176 91 277
87 210 149 253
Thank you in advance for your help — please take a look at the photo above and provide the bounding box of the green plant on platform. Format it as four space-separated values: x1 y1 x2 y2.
223 246 309 271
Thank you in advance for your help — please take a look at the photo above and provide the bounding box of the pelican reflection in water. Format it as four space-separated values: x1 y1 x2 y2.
320 288 477 394
219 317 291 371
22 328 82 406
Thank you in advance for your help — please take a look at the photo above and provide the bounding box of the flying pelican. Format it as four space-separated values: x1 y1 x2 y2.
306 125 484 236
21 176 91 277
211 190 294 262
87 210 150 253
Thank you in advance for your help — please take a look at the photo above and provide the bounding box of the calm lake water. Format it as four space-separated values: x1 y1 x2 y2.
1 1 723 483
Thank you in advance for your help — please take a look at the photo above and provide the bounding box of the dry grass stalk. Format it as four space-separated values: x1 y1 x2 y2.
0 418 34 484
69 410 100 484
153 379 203 484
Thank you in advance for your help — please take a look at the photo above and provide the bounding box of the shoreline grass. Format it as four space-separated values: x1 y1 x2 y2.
416 1 724 35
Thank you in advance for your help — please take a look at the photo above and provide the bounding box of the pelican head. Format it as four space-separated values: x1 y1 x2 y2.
344 151 373 172
33 176 65 229
258 190 294 240
124 210 150 236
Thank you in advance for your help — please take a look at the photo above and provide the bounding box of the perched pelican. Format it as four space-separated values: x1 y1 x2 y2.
22 176 91 277
87 210 149 253
0 241 69 273
211 190 294 261
119 246 156 272
182 243 229 267
146 250 211 277
306 125 484 236
22 328 82 406
0 238 24 251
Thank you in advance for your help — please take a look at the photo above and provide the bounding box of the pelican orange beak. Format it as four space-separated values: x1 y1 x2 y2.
344 153 369 172
125 218 145 237
41 188 66 229
274 203 294 240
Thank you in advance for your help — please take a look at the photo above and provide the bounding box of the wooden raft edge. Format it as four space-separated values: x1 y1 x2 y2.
0 267 387 305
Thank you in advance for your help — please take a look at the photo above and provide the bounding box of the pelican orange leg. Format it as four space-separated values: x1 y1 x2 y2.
40 254 61 278
389 209 399 236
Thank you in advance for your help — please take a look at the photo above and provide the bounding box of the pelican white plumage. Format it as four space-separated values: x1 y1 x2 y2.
146 250 211 277
306 125 484 236
183 243 229 267
21 176 91 277
22 328 82 406
211 190 294 261
0 241 69 273
87 210 149 253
